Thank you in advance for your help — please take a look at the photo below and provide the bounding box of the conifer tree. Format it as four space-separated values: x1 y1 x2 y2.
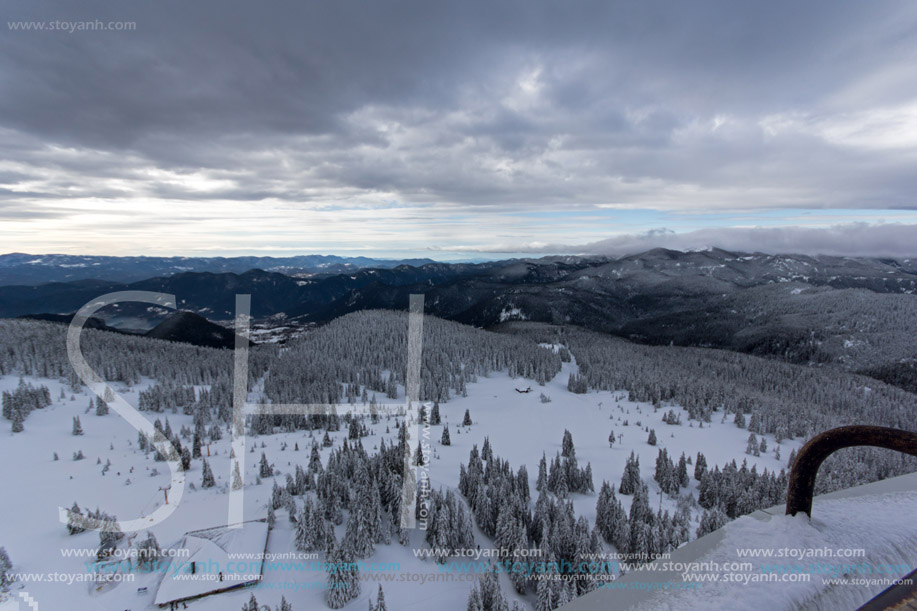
232 462 243 490
676 453 689 488
535 575 553 611
241 593 259 611
562 429 575 458
441 425 451 446
0 546 12 590
95 511 124 560
462 409 472 426
466 585 484 611
536 453 547 492
619 451 640 495
326 537 360 609
696 507 728 538
746 433 760 456
259 452 273 478
734 411 746 428
295 502 311 552
201 459 216 488
72 416 83 436
10 407 23 433
66 502 85 535
136 532 161 570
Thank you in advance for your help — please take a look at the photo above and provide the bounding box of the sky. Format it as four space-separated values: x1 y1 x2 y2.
1 0 917 259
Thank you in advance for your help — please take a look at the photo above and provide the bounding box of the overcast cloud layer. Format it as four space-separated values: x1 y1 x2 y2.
433 223 917 258
1 0 916 257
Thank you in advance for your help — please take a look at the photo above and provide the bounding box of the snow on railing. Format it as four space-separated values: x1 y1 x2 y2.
786 425 917 517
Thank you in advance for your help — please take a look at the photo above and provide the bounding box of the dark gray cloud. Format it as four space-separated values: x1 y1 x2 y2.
1 0 917 254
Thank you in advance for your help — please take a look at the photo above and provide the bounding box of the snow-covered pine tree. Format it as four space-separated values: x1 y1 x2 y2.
0 546 12 590
72 416 83 436
136 532 161 570
481 436 492 461
441 425 451 445
595 480 626 545
95 511 123 560
201 459 215 488
619 451 640 495
676 453 689 488
696 507 728 538
535 575 553 611
694 452 707 481
10 406 23 432
536 453 547 492
374 585 387 611
561 429 575 458
295 502 311 552
241 593 259 611
462 409 472 426
583 462 594 493
734 411 746 428
259 452 273 478
325 537 360 609
232 462 243 490
626 484 653 562
67 502 85 535
466 585 484 611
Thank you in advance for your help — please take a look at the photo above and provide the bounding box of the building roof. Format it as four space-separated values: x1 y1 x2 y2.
154 519 269 607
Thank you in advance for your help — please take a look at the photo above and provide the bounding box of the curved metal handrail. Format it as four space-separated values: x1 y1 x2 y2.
786 425 917 517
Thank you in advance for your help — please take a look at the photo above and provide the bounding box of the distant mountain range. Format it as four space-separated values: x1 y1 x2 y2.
0 253 439 285
3 248 916 387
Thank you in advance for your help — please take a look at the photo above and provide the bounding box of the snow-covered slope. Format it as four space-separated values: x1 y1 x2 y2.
0 354 801 611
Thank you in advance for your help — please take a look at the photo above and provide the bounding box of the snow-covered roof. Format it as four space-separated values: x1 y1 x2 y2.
154 520 269 606
565 472 917 611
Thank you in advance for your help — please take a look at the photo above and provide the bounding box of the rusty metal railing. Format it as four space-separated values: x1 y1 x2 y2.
785 425 917 517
